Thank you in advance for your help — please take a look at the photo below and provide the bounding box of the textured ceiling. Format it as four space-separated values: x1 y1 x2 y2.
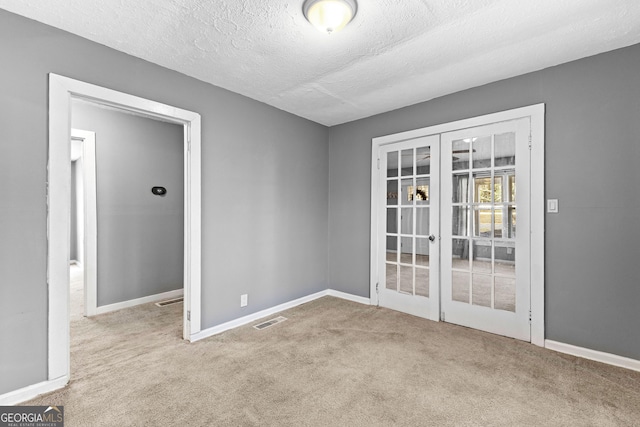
2 0 640 126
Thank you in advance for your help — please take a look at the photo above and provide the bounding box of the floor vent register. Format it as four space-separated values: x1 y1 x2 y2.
155 297 184 307
253 316 288 330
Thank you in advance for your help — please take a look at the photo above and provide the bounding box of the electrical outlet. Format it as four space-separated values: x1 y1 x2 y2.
240 294 248 307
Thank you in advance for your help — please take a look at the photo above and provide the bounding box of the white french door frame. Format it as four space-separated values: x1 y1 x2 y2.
48 74 202 384
370 104 545 346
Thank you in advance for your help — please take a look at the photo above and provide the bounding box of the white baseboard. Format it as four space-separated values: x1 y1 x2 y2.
95 289 183 315
327 289 371 305
0 376 68 406
191 289 370 342
191 290 328 342
545 340 640 372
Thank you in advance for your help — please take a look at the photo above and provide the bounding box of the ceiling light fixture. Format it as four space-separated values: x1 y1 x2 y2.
303 0 357 34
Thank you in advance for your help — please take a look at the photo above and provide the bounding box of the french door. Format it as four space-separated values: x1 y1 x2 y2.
440 118 530 341
378 135 440 321
376 118 532 341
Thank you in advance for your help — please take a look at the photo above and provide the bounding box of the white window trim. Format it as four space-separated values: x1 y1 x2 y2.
370 104 545 346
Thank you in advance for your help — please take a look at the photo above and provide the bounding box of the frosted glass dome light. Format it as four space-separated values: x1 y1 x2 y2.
303 0 357 34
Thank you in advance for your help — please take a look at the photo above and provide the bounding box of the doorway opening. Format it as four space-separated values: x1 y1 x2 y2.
70 99 186 317
370 104 545 346
69 129 96 318
48 74 202 385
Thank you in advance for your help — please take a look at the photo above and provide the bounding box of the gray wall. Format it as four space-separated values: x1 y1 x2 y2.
328 42 640 361
70 160 78 262
0 9 328 394
73 157 85 266
72 103 184 306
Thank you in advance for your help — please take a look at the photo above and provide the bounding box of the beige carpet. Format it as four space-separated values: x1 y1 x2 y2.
69 264 84 321
23 271 640 426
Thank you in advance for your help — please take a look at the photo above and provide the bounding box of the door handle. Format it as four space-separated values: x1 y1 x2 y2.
428 234 436 242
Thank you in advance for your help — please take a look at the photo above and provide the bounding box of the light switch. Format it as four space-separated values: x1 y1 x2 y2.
547 199 559 213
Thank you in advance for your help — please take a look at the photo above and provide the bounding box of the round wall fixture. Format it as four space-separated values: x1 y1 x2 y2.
302 0 357 34
151 186 167 196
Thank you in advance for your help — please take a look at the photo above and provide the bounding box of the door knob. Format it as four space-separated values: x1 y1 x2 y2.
428 234 436 242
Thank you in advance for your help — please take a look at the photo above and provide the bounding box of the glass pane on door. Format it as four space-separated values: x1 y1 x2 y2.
452 271 470 303
387 208 397 234
416 147 431 175
449 129 518 312
401 149 413 176
452 140 470 170
399 265 413 294
495 276 516 312
416 237 430 266
416 268 429 297
416 208 429 236
495 243 516 312
384 145 432 299
386 236 397 262
494 132 516 167
386 263 397 290
387 151 399 177
387 180 398 205
472 136 491 169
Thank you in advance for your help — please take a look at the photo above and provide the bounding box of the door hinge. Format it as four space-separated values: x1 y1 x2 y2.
377 158 380 169
376 282 379 293
529 309 532 323
187 310 191 321
528 134 532 150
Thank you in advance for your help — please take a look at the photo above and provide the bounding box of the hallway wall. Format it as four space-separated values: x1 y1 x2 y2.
72 102 184 306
